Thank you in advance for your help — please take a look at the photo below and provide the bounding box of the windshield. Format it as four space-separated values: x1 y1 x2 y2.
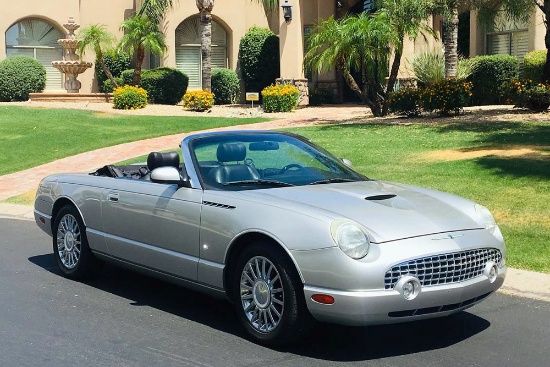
190 132 367 190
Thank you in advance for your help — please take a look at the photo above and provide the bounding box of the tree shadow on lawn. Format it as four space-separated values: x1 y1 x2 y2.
475 155 550 180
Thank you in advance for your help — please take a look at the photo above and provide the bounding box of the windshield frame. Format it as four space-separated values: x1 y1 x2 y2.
185 131 368 191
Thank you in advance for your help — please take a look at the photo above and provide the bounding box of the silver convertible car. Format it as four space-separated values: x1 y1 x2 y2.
34 130 506 345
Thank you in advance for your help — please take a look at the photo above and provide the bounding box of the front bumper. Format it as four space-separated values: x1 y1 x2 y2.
303 267 506 326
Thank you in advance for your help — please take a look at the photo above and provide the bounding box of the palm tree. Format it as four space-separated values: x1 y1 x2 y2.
119 15 167 86
305 0 432 116
77 24 119 88
138 0 277 90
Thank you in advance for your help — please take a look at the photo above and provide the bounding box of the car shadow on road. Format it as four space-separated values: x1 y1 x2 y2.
29 253 491 361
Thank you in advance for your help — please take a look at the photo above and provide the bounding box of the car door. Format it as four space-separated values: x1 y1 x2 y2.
100 178 202 281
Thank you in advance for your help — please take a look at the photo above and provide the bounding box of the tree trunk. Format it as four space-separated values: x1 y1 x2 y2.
383 48 403 116
95 49 118 89
133 45 146 86
198 2 213 92
444 6 459 79
543 3 550 83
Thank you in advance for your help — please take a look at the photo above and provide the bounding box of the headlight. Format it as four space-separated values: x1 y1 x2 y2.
475 204 498 235
330 219 370 259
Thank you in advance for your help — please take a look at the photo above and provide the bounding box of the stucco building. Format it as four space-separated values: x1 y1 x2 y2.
0 1 546 98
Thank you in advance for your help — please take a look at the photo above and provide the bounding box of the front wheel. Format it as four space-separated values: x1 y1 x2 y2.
233 242 312 345
53 205 103 279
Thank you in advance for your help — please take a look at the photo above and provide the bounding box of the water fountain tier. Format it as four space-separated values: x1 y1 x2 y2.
52 17 92 93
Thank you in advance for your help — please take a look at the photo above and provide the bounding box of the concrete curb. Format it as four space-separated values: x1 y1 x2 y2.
2 203 548 303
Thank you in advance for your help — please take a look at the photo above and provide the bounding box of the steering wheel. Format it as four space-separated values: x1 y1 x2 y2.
279 163 303 175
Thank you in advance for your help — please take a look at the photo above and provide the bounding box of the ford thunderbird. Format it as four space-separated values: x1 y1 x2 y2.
34 130 506 345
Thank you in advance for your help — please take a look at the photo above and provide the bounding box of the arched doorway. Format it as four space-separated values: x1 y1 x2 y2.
5 18 64 90
175 18 228 89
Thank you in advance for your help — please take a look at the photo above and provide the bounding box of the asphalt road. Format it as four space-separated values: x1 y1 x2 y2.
1 219 548 367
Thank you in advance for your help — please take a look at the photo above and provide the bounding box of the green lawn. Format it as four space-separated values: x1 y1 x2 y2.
0 106 269 176
285 121 550 273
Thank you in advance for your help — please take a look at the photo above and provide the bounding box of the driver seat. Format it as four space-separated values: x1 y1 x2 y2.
209 143 259 184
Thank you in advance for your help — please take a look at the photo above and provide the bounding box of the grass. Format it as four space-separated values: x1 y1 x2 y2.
284 121 550 273
0 106 269 176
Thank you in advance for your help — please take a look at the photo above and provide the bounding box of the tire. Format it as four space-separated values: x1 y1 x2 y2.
233 242 312 345
52 205 103 279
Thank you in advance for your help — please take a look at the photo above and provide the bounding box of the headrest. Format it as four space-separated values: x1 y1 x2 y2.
147 151 180 170
217 143 246 162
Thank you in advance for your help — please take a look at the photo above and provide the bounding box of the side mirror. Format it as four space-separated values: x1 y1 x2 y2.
150 166 190 187
341 158 353 168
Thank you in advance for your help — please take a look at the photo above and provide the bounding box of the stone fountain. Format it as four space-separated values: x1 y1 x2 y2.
52 17 92 93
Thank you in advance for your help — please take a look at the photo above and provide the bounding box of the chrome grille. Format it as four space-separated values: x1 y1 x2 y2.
384 248 502 290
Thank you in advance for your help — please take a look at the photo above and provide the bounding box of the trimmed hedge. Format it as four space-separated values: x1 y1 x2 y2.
523 50 546 82
468 55 518 105
211 68 240 104
309 88 333 106
112 68 188 105
0 56 46 101
261 83 299 112
183 90 215 111
113 85 148 110
239 26 280 95
95 50 131 93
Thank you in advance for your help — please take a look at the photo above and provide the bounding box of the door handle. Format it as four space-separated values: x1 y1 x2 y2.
107 193 119 202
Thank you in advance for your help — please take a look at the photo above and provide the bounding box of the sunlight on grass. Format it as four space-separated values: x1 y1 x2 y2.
2 190 36 206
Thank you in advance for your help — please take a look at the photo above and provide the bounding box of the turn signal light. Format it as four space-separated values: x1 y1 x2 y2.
311 294 335 305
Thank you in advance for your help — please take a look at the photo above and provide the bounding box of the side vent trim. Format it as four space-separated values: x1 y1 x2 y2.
365 194 397 201
203 201 236 210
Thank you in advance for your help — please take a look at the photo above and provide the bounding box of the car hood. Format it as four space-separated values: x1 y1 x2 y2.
238 181 482 243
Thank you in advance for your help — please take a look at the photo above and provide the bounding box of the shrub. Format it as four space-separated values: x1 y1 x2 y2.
140 68 188 105
309 88 333 106
388 87 421 117
0 56 46 101
113 85 148 109
419 79 473 116
239 26 280 95
182 90 215 111
102 77 124 92
95 50 131 92
114 68 188 105
523 50 546 82
468 55 518 105
506 79 550 111
211 68 240 104
261 84 299 112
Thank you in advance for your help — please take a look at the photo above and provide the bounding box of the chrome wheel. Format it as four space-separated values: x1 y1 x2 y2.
56 213 81 269
240 256 284 333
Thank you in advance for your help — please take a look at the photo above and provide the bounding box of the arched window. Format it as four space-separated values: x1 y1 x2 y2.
175 18 228 89
5 18 63 90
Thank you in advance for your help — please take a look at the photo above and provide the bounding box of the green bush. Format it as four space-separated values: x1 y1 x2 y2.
239 26 280 95
523 50 546 82
114 68 188 105
211 68 240 104
388 87 421 117
182 90 215 111
102 77 124 92
140 68 188 105
95 50 131 92
261 84 299 112
419 79 473 116
506 79 550 111
0 56 46 101
468 55 518 105
309 88 333 106
113 85 148 109
412 50 477 87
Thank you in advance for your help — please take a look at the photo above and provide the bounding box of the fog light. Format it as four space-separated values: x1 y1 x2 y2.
484 261 498 283
395 275 421 300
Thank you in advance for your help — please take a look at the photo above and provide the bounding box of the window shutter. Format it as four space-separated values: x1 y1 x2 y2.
176 46 201 89
37 49 63 90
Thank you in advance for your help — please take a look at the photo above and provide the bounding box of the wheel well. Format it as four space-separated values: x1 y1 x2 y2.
51 198 78 231
223 232 303 300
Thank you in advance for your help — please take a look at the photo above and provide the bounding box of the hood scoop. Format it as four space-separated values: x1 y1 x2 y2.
365 194 397 201
365 193 415 210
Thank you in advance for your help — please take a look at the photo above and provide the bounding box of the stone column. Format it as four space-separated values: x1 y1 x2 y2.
279 0 309 106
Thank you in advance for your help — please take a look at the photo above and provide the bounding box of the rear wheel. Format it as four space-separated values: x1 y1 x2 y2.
233 242 312 345
53 205 103 279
